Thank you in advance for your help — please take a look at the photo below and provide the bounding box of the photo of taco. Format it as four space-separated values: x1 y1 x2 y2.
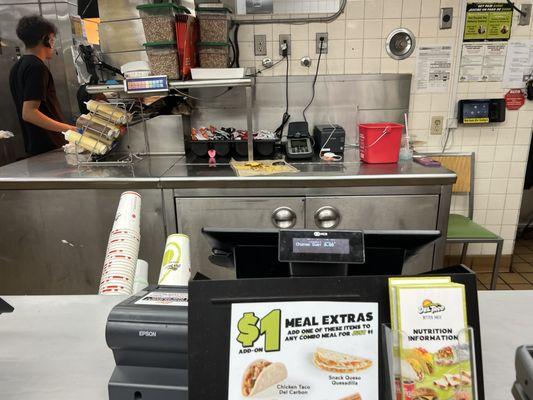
241 359 288 397
313 347 373 374
411 387 438 400
400 358 424 382
403 348 434 375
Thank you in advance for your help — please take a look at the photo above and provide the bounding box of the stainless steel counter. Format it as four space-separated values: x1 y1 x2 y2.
0 149 456 190
0 151 179 190
0 291 529 400
0 150 456 294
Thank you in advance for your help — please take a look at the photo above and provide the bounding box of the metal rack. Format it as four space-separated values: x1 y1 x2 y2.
74 99 138 167
86 78 256 161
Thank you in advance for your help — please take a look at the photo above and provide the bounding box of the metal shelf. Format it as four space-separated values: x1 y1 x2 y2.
86 78 253 94
86 77 256 161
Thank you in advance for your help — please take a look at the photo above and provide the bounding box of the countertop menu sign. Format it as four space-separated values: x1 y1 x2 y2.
464 3 513 42
228 301 379 400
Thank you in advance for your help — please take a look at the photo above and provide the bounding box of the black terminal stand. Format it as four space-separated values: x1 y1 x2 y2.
189 265 485 400
202 228 441 278
0 297 14 314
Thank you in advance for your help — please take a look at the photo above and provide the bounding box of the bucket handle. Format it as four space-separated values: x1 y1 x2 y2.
367 126 391 148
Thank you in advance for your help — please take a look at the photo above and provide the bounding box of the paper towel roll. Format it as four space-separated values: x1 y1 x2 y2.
158 234 191 286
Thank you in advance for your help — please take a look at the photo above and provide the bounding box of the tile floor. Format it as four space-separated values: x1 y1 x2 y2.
477 238 533 290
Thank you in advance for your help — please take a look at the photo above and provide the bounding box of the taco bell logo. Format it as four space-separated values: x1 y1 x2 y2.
418 299 445 314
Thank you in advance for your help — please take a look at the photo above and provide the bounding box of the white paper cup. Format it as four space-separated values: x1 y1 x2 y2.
158 234 191 286
111 228 141 236
107 238 140 248
112 192 142 232
100 287 132 295
100 282 133 291
106 249 139 258
100 277 133 286
109 234 140 241
100 272 134 283
107 236 140 247
133 259 149 293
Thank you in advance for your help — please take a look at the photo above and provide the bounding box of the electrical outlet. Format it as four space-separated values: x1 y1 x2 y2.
279 34 291 56
254 34 267 56
519 4 532 26
431 116 444 135
316 33 328 54
440 7 453 29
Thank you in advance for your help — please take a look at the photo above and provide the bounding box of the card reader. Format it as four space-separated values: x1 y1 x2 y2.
106 285 188 400
513 345 533 400
285 122 314 159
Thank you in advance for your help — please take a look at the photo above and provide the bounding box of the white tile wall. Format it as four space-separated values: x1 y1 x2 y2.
235 0 533 256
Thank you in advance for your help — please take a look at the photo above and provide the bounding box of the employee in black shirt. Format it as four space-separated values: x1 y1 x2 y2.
9 15 76 156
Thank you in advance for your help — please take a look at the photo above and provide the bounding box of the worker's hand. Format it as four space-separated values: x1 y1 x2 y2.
60 123 77 133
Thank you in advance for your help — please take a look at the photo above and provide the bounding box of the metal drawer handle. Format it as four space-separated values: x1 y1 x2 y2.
272 207 297 229
314 206 341 229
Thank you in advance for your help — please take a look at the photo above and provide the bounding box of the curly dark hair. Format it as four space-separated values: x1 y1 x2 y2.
16 15 57 48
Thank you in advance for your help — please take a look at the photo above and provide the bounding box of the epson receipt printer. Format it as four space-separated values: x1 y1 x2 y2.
513 345 533 400
106 285 188 400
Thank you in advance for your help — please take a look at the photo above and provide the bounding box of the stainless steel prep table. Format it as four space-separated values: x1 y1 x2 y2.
0 150 456 293
0 291 528 400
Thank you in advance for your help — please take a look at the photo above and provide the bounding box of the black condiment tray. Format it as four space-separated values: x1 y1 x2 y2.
188 139 277 158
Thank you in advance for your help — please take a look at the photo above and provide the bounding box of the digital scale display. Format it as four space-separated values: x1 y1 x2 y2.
292 238 350 254
124 75 169 94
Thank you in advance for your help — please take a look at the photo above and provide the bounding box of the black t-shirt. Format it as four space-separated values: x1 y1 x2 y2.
9 55 67 156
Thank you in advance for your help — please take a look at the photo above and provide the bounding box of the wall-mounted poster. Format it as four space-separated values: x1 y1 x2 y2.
459 42 508 82
464 3 513 42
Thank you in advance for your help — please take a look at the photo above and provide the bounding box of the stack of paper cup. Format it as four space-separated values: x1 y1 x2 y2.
99 192 142 295
133 259 149 293
158 234 191 286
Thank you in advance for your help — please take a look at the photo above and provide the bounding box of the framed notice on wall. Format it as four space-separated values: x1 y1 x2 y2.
464 3 513 42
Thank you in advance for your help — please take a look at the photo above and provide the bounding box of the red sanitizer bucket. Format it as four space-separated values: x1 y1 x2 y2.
359 123 403 164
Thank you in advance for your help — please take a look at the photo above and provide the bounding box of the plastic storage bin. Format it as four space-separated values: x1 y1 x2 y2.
198 42 230 68
197 9 230 43
144 41 180 79
137 3 189 42
359 123 403 164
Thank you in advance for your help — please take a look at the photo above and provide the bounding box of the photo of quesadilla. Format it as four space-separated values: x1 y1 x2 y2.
411 387 438 400
435 346 455 365
312 347 373 374
241 359 288 397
